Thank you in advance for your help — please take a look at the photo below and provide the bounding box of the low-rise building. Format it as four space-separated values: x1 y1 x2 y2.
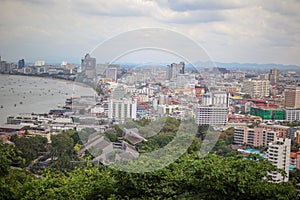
234 126 277 147
195 107 228 125
285 108 300 122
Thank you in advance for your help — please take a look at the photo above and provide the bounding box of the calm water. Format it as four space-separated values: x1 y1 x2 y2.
0 75 95 124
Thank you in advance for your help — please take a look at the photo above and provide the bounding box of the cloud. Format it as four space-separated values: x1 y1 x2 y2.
164 0 248 11
0 0 299 65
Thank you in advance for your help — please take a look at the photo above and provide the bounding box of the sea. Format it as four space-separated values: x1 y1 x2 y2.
0 75 95 124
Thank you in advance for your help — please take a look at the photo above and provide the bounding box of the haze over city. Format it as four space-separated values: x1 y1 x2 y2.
0 0 300 65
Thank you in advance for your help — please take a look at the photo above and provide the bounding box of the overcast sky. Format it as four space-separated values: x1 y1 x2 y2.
0 0 299 65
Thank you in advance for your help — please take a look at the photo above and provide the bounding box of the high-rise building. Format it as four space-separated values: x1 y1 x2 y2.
167 62 185 80
81 54 96 70
108 99 137 123
106 67 117 82
242 79 270 98
81 54 96 80
284 86 300 108
267 138 291 183
268 68 279 85
18 59 25 69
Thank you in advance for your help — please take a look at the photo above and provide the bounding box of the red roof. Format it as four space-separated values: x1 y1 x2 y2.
291 152 297 159
247 99 266 103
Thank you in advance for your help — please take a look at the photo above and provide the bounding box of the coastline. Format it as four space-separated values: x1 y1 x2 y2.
0 73 94 90
0 74 96 124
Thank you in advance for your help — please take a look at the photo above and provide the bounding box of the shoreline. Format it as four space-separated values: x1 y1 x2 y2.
0 74 97 124
0 73 95 90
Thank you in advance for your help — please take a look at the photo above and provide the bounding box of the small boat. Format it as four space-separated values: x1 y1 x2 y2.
20 102 23 104
1 105 3 108
14 104 16 107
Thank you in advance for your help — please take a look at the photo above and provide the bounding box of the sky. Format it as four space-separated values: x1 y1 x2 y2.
0 0 300 65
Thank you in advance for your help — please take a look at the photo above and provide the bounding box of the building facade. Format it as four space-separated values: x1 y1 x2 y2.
167 62 185 80
81 54 96 80
268 68 279 85
285 108 300 122
234 126 277 147
106 67 118 82
108 99 137 123
195 107 228 125
242 79 270 98
18 59 25 69
202 91 228 107
267 138 291 183
284 86 300 108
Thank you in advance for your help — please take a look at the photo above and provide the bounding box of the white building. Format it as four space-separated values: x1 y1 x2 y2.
157 105 179 116
242 79 270 98
267 138 291 183
195 107 228 125
285 108 300 122
108 99 137 123
34 60 45 66
202 91 228 107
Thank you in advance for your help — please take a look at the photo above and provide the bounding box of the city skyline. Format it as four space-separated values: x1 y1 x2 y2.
0 1 300 65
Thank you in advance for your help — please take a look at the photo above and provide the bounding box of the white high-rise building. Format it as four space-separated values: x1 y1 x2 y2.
267 137 291 183
108 99 137 123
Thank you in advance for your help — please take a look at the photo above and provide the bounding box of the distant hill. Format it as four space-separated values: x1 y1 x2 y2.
110 61 300 73
191 61 300 72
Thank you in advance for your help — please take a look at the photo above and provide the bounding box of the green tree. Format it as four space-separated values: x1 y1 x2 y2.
50 133 74 169
10 136 47 167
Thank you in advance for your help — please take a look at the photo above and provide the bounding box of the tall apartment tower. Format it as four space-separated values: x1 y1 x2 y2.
106 67 118 82
267 137 291 183
18 59 25 69
268 68 279 85
167 61 185 80
81 54 96 80
284 86 300 108
242 79 270 98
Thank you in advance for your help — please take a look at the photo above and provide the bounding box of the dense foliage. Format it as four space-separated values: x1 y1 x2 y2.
1 148 298 199
0 124 299 199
